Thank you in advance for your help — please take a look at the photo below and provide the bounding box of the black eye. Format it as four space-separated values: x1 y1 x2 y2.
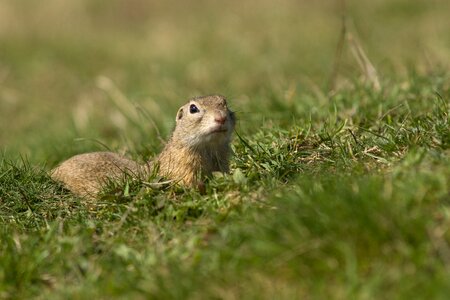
189 104 200 114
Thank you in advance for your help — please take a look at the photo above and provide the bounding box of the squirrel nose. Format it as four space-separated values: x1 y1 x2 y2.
214 113 227 125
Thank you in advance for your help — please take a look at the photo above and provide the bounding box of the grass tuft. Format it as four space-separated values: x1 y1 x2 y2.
1 0 450 298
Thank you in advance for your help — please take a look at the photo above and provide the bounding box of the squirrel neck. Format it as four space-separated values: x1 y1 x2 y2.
155 136 231 186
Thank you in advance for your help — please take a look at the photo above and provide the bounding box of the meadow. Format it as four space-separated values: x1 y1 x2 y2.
1 0 449 298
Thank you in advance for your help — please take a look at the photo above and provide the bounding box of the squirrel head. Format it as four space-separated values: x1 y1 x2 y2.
173 95 236 148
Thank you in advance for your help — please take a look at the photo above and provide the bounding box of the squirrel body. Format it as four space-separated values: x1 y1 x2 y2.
51 95 235 197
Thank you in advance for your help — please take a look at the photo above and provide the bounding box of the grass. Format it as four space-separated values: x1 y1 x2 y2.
1 0 450 299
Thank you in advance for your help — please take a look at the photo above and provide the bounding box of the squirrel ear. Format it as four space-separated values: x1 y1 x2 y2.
176 108 184 122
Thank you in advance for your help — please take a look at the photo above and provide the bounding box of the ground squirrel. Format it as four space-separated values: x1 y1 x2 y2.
51 95 236 198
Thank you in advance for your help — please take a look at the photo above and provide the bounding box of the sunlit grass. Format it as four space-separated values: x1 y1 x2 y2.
1 0 449 298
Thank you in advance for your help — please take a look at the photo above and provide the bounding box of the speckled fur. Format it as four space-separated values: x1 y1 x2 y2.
51 95 235 198
50 152 143 197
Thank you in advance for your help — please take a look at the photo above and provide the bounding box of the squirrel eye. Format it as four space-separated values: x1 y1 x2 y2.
189 104 200 114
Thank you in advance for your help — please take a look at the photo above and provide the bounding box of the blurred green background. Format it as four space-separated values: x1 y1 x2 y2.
1 2 450 298
0 0 449 163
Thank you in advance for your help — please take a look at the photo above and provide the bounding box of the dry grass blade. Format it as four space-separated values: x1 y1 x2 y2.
328 0 348 93
96 76 141 127
347 33 381 91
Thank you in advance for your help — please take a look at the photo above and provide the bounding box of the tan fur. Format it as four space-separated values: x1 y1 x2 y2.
51 95 235 198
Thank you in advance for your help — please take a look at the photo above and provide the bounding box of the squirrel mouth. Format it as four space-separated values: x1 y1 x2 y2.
209 127 228 135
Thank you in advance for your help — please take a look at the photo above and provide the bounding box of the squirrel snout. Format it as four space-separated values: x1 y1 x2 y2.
214 113 227 125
